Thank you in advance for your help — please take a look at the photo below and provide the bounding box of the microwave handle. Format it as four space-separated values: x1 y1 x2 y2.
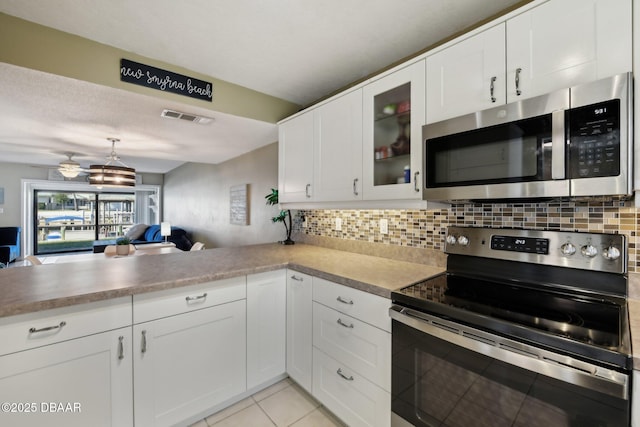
551 110 566 180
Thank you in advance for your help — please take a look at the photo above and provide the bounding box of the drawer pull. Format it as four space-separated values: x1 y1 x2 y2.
29 321 66 334
290 275 304 282
118 336 125 360
141 330 147 354
337 318 354 329
337 368 354 381
336 296 354 305
185 293 208 302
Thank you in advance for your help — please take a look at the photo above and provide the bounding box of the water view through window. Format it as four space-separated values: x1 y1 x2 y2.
34 191 136 254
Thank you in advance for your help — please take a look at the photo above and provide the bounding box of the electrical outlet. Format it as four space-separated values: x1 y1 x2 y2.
335 217 342 231
380 218 388 234
0 208 3 214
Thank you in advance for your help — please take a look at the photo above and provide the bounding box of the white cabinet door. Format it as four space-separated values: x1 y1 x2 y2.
134 300 246 427
313 348 390 427
286 270 313 392
313 90 363 201
313 302 391 392
278 111 314 202
506 0 631 102
363 60 426 200
0 327 133 427
247 270 286 389
426 24 506 124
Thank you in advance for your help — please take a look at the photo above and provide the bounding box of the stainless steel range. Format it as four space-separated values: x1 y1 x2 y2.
390 227 632 427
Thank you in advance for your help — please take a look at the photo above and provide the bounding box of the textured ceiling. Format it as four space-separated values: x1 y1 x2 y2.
0 0 524 173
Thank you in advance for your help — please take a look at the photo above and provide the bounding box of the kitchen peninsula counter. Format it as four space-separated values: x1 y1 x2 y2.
0 243 444 318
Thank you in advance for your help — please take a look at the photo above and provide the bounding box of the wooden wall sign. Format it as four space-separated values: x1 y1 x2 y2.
120 59 213 102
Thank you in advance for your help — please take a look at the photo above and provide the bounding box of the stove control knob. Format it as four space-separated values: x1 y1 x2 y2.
560 242 576 256
457 235 470 246
581 244 598 258
446 235 457 245
603 246 621 261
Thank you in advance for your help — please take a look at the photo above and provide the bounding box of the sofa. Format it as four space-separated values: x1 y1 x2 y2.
0 227 21 265
92 224 192 253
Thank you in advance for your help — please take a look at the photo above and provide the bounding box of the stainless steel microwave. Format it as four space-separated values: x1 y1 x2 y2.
423 73 633 202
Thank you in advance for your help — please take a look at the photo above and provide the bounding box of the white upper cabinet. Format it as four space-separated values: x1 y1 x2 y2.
278 110 314 203
426 24 506 124
426 0 631 124
506 0 631 103
363 60 426 200
313 90 363 201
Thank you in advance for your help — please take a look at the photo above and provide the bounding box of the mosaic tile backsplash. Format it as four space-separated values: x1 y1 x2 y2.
295 200 640 272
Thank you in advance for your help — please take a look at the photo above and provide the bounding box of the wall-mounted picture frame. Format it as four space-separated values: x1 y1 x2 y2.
230 184 249 225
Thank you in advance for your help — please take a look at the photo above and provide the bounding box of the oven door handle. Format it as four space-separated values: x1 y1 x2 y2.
389 305 629 400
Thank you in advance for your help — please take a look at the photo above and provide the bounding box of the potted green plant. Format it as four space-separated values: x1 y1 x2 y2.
115 236 131 255
265 189 294 245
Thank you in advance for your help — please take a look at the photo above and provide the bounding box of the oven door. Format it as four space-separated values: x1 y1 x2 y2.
423 89 569 202
390 306 630 427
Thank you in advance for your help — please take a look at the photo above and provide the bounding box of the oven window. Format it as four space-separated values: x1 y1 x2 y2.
425 114 553 188
392 320 629 427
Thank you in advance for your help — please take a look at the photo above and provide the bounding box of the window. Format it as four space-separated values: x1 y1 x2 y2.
22 180 160 256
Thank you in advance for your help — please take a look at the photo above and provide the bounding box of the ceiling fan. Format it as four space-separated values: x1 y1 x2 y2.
57 153 87 178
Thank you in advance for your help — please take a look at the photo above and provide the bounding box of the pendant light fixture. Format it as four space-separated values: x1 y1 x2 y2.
89 138 136 188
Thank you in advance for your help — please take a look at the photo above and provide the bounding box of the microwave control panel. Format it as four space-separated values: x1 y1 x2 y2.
569 99 620 179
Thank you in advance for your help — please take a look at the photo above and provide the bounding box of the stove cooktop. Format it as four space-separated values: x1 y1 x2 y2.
392 272 632 370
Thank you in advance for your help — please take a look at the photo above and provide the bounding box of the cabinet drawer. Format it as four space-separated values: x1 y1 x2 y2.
313 302 390 391
313 347 390 427
313 277 390 332
0 297 131 357
133 276 246 324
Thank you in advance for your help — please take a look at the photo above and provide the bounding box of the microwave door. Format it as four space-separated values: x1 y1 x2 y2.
423 90 570 202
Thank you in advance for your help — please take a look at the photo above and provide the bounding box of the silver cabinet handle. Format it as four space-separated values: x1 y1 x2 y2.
414 171 420 193
337 318 354 329
290 275 304 282
515 68 522 96
353 178 359 196
336 296 354 305
118 336 124 360
185 293 207 302
305 183 311 198
337 368 354 381
141 330 147 354
29 321 66 334
490 76 497 102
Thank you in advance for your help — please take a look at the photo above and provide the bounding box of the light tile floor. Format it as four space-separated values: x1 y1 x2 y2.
190 378 345 427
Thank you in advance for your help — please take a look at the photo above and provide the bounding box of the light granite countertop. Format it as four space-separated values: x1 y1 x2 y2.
0 243 444 318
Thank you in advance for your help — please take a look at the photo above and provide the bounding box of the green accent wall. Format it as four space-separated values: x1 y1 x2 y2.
0 12 300 123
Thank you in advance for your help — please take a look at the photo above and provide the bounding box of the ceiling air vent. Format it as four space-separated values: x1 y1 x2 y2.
161 109 214 125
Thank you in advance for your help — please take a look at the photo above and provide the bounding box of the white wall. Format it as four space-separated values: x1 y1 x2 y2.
0 163 48 227
163 142 286 248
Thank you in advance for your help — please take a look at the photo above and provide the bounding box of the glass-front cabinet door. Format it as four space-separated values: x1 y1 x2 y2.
363 60 425 200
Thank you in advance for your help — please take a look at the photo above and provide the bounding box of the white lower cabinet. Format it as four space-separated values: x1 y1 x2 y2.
0 297 133 427
286 270 313 392
310 279 391 427
132 277 247 427
313 347 390 427
0 327 133 427
313 302 391 392
134 299 246 427
247 270 287 389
